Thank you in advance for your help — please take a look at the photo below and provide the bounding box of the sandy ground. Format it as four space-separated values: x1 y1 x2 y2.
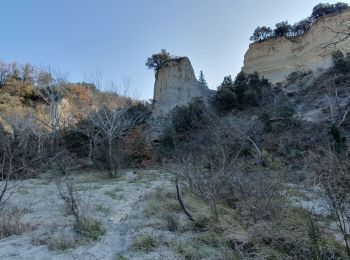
0 170 182 260
2 170 344 260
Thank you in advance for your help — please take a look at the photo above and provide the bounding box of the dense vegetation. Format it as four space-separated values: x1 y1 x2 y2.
156 49 350 258
211 72 273 113
0 62 153 182
1 47 350 258
250 2 348 42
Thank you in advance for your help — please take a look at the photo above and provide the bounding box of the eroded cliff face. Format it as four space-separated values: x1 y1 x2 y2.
243 9 350 84
153 57 212 117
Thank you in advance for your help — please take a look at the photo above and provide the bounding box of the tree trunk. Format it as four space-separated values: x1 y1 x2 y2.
108 136 113 176
175 177 194 221
88 137 93 165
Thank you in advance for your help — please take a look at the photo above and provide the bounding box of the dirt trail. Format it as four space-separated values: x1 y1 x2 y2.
0 170 174 260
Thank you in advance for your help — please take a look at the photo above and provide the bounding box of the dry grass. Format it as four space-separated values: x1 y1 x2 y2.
132 234 157 252
141 186 247 258
74 218 105 241
0 205 32 239
47 236 78 251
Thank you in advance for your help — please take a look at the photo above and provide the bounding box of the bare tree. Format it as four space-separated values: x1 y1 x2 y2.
55 164 105 240
73 119 98 166
56 175 81 225
84 71 148 175
38 69 67 154
0 141 13 207
307 147 350 258
120 77 140 101
169 114 277 221
89 104 146 176
325 76 350 127
0 133 33 207
0 62 10 87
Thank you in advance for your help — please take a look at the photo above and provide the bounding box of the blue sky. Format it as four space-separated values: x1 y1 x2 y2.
0 0 341 100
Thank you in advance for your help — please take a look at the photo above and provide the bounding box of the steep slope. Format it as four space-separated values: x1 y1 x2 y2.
152 57 213 117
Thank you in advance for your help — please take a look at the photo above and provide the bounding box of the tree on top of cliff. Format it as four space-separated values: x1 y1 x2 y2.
312 2 348 19
250 2 349 42
198 71 208 88
292 19 313 36
274 21 292 37
145 49 172 72
250 26 273 42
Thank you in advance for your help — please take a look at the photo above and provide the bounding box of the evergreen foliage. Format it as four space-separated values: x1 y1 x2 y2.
198 70 208 88
250 2 349 42
145 49 172 72
212 72 272 113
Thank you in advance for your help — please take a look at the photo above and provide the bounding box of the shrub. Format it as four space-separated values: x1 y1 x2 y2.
332 50 348 73
211 72 272 113
158 124 177 155
242 89 258 106
211 85 237 113
74 218 105 241
159 97 210 153
286 71 312 84
171 97 208 134
329 124 347 152
169 240 211 259
259 112 272 132
56 174 105 241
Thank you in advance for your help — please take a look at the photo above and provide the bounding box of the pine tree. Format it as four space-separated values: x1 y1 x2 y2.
198 70 208 88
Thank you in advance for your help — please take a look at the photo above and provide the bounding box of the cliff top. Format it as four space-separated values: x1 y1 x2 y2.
243 7 350 84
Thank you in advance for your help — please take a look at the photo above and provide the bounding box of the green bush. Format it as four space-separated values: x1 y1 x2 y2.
211 87 237 113
171 97 208 134
332 50 348 73
159 97 210 156
212 72 272 113
74 218 105 241
286 71 312 84
242 89 258 106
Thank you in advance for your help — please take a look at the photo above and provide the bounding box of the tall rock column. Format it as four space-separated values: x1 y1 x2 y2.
152 57 212 117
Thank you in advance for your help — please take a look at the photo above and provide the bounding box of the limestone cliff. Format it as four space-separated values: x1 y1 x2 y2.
152 57 213 117
243 9 350 84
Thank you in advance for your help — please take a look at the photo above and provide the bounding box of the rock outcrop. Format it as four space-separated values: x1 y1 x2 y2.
152 57 213 117
243 9 350 84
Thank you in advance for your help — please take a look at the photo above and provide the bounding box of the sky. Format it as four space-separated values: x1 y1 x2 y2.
0 0 342 100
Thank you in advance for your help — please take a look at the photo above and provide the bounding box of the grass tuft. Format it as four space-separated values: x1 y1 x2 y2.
132 234 157 252
74 218 105 241
47 236 77 251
